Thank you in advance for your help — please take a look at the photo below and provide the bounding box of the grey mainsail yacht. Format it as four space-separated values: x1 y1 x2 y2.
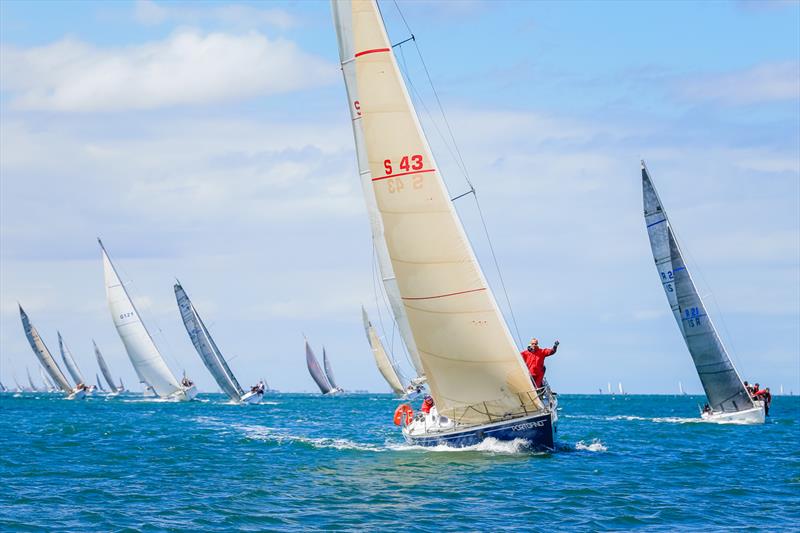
19 305 85 399
174 282 263 404
642 161 763 423
99 239 197 401
322 347 344 393
94 341 122 395
305 340 339 395
333 0 557 448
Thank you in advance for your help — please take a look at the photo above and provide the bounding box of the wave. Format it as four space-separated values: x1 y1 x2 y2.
574 439 608 452
387 437 541 455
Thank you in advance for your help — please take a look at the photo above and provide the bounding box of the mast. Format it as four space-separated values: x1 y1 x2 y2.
19 305 73 392
332 0 541 424
305 340 333 394
642 162 753 412
363 307 405 394
99 239 183 398
58 332 86 386
174 282 244 401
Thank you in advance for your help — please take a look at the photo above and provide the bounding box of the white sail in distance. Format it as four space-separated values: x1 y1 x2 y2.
174 282 244 402
332 1 424 381
100 239 183 398
58 332 85 386
26 367 40 392
19 305 73 392
362 307 405 394
642 162 753 412
333 0 541 424
94 341 120 392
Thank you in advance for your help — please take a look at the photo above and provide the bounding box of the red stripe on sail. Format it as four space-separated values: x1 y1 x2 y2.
372 168 435 182
402 288 486 301
354 47 391 58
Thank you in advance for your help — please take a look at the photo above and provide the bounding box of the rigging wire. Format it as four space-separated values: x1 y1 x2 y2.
391 0 524 347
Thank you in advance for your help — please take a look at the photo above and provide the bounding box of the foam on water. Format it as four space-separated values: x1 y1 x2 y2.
387 437 538 455
574 439 608 452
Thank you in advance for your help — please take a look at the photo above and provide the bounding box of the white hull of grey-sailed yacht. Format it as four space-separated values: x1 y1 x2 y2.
333 0 556 450
99 239 197 402
18 305 85 400
642 161 763 424
174 282 262 404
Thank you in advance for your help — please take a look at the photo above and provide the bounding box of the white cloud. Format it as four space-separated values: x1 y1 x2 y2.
0 29 336 112
134 0 297 30
676 61 800 106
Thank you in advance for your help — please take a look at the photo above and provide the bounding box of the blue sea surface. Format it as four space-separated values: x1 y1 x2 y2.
1 392 798 531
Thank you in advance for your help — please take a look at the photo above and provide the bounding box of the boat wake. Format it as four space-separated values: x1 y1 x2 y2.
574 439 608 452
388 437 541 455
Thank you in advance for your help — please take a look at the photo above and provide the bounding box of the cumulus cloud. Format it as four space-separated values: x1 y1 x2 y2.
675 61 800 106
0 30 336 112
134 0 297 30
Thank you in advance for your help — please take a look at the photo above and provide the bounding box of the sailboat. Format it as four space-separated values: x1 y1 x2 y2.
58 332 94 394
332 0 557 449
39 366 56 392
26 367 40 392
618 382 625 395
18 305 85 399
362 307 406 395
99 239 197 401
305 340 338 395
94 341 122 395
679 381 687 395
642 161 763 423
322 348 344 393
174 282 263 404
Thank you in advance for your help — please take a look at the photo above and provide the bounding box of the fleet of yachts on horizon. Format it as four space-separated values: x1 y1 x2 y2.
3 1 774 450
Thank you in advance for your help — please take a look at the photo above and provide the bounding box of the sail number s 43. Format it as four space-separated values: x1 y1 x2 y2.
383 155 425 193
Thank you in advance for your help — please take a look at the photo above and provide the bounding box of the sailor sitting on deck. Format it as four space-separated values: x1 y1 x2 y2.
520 338 559 388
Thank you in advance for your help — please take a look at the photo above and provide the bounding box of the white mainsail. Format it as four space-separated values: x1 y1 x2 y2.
362 307 405 394
332 1 424 381
174 282 245 402
305 340 333 394
100 239 183 398
642 162 753 413
94 341 120 393
333 0 541 424
58 332 86 386
19 305 73 392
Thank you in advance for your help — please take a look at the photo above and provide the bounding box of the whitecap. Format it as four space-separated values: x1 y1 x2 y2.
575 439 608 452
387 437 537 455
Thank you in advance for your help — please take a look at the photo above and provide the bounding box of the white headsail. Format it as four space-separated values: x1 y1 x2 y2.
333 0 541 424
305 340 333 394
58 332 86 386
19 305 73 392
174 282 245 402
362 307 405 394
94 341 120 393
100 239 183 398
332 1 424 381
642 162 753 413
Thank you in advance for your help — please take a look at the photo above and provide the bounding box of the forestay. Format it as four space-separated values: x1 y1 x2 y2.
333 0 540 424
58 333 86 386
94 341 120 392
642 162 753 413
100 240 182 398
332 0 424 380
19 305 73 392
362 307 405 395
305 341 333 394
174 283 244 401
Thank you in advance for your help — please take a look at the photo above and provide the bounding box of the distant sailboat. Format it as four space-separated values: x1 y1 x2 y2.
58 332 92 393
618 382 625 395
99 239 197 401
174 282 263 404
679 381 687 395
333 0 557 449
362 307 405 395
96 373 106 392
322 347 344 393
19 305 85 399
305 340 337 395
607 382 613 395
642 161 763 423
26 367 40 392
39 366 56 392
94 341 122 394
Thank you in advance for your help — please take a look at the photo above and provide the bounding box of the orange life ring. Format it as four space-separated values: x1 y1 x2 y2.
393 404 414 426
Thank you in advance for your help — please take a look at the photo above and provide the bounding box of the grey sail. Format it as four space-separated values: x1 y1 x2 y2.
642 162 753 413
322 348 339 390
58 332 86 386
175 283 244 401
96 373 106 392
19 305 73 392
94 341 120 392
305 340 333 394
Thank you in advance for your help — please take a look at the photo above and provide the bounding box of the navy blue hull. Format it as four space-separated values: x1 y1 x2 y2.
404 411 556 451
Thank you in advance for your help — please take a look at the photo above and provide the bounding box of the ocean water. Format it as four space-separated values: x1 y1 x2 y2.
1 392 798 531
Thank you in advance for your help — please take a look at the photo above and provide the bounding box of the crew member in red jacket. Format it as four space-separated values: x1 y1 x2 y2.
421 395 435 414
520 338 559 388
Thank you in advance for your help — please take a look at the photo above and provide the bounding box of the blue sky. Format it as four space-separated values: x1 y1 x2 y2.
1 0 798 394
